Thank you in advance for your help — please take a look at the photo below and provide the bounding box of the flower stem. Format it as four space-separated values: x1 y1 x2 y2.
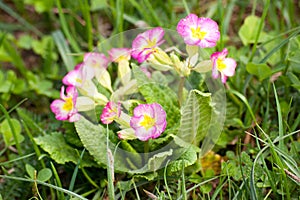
106 125 115 200
178 76 185 107
144 140 150 162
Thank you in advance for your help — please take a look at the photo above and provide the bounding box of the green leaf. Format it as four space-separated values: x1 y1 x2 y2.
34 132 96 167
37 168 52 182
24 0 54 13
17 34 33 49
167 147 197 173
238 15 270 46
0 118 24 146
0 80 12 93
178 90 212 146
287 72 300 90
132 65 180 127
31 36 57 60
74 118 107 166
246 62 272 81
25 164 36 179
12 79 26 94
288 36 300 73
129 149 174 174
74 116 131 171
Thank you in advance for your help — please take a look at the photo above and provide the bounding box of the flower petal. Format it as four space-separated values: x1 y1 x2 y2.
177 14 220 47
108 48 131 62
118 128 137 140
69 113 81 122
151 103 166 124
135 126 157 141
133 104 154 118
63 70 84 87
131 28 165 63
222 58 237 76
130 115 144 129
76 96 95 111
50 99 69 120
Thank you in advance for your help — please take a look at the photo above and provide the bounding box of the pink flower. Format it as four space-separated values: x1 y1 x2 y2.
100 101 121 124
210 48 237 83
130 103 167 141
177 14 220 48
131 27 165 63
62 63 85 87
83 52 109 80
50 86 80 122
108 48 131 63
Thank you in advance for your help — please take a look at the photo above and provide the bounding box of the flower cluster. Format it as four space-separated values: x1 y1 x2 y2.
51 52 111 122
176 14 237 83
51 13 237 142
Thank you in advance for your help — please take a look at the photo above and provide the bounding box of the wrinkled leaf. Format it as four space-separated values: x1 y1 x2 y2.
132 65 180 128
178 90 212 146
74 116 130 171
167 147 197 173
34 132 96 167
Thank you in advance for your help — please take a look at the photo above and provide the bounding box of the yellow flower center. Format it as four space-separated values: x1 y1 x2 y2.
216 58 226 71
191 27 207 40
145 39 157 49
139 114 156 130
63 97 73 111
75 78 82 84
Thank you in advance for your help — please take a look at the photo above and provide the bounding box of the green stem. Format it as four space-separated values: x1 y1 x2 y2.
106 125 115 200
144 140 150 162
178 76 185 107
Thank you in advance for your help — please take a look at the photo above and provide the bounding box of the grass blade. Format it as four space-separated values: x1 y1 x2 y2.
55 0 81 53
52 30 76 72
273 84 284 149
249 0 270 62
259 28 300 63
0 175 88 200
68 149 85 194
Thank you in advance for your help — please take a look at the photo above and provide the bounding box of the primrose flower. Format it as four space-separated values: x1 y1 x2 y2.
109 48 132 85
177 14 220 48
62 63 85 87
83 52 109 80
108 48 131 62
50 86 80 122
130 103 167 141
210 48 237 83
100 101 121 124
131 27 165 63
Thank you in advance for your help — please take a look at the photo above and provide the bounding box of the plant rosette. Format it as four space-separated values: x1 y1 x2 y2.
49 14 236 174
